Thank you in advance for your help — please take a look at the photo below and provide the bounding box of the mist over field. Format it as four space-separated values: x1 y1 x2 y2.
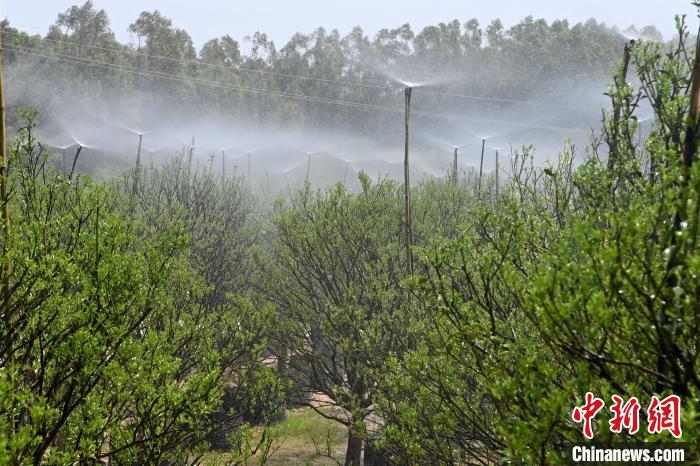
2 2 652 187
1 2 698 465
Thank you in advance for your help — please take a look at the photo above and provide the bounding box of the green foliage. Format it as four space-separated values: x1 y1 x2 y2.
0 113 281 464
265 176 412 463
3 5 698 466
373 18 700 465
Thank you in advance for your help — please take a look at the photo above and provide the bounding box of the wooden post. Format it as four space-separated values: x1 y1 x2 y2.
478 138 485 196
0 24 10 316
621 40 633 82
404 87 413 275
656 28 700 394
684 29 700 167
608 40 634 170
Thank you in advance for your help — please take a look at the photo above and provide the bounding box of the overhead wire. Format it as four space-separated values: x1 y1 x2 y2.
3 27 600 110
2 44 593 134
2 28 394 90
2 44 410 115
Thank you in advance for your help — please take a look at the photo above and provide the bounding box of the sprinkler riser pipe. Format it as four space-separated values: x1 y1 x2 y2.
495 150 499 204
132 133 143 196
478 138 485 196
221 150 226 190
453 147 458 184
305 153 312 182
404 86 414 275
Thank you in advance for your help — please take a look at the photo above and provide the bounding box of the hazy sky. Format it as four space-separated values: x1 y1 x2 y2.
1 0 697 50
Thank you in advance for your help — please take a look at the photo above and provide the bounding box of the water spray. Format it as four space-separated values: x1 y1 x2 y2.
404 86 413 275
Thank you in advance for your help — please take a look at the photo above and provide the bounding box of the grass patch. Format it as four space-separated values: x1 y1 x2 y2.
201 408 347 465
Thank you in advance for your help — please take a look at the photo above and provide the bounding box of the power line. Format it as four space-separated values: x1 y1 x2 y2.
2 44 593 134
3 27 600 110
2 28 393 91
418 89 599 110
2 44 410 115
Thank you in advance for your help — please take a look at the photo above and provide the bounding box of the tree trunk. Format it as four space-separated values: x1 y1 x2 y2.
276 348 287 422
344 431 362 466
363 440 389 465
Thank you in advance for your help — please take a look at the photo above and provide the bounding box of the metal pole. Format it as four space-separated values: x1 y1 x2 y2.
343 161 349 185
132 133 142 196
495 150 499 203
478 138 485 196
404 87 413 275
69 145 83 180
305 153 312 183
452 147 458 184
0 25 10 317
185 137 194 202
221 150 225 190
187 137 194 179
638 121 642 152
247 152 251 180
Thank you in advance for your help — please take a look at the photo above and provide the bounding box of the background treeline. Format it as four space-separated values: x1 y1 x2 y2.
2 1 662 134
1 3 698 466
